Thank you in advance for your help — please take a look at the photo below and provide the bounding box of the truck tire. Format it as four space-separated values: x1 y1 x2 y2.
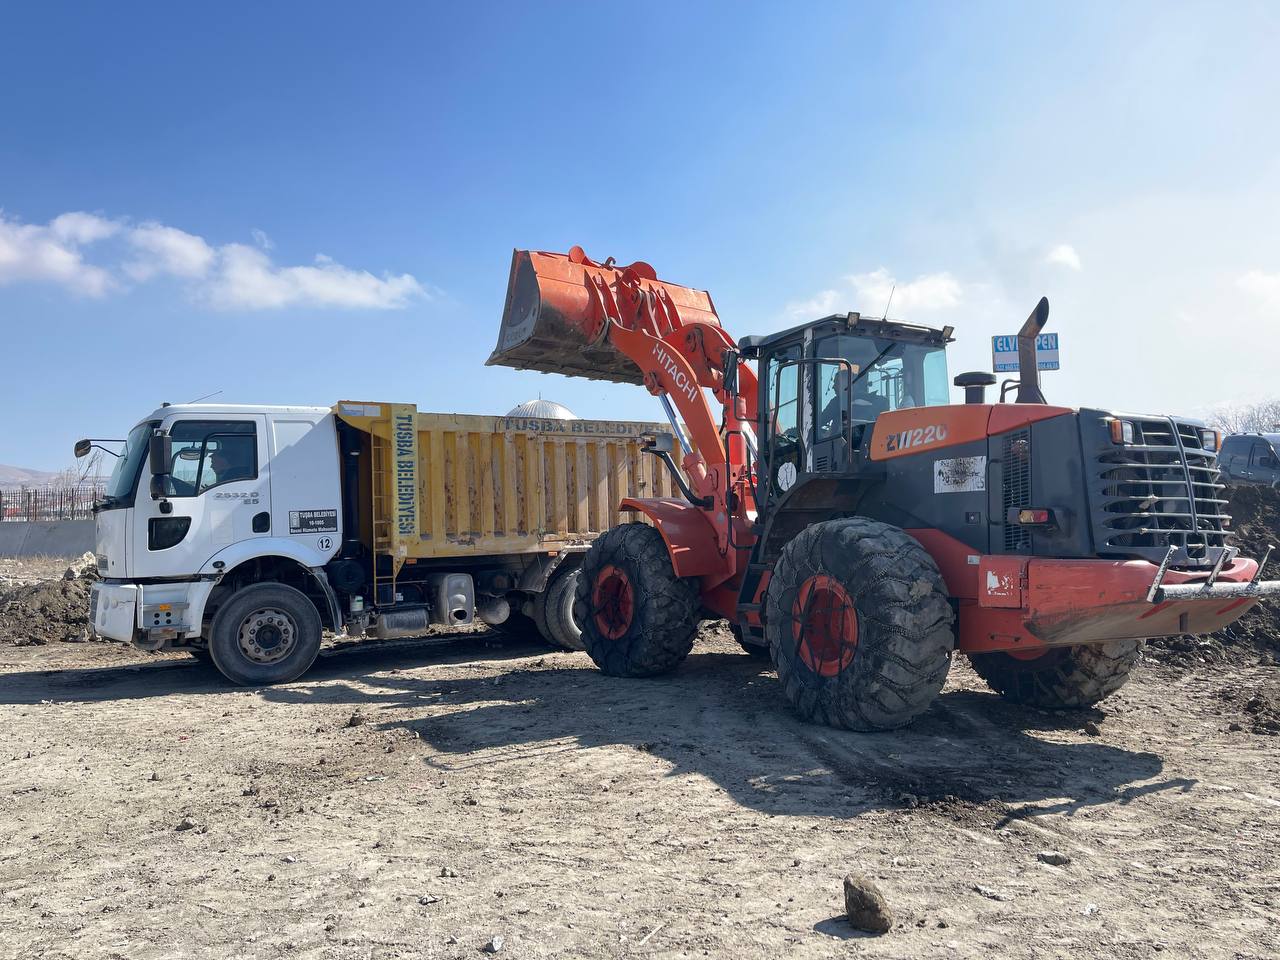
536 567 584 651
208 583 322 686
765 517 954 731
968 640 1142 709
574 523 699 677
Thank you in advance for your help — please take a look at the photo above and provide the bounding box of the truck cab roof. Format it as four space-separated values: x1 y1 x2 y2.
737 312 954 357
140 402 332 423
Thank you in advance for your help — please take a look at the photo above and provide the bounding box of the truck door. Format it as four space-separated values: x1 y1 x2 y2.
266 412 342 563
131 415 270 579
1218 437 1246 480
1253 440 1280 486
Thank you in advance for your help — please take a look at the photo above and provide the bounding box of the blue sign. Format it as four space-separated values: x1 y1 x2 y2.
992 333 1060 372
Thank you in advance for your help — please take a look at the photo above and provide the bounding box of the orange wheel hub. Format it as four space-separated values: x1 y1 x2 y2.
792 574 858 677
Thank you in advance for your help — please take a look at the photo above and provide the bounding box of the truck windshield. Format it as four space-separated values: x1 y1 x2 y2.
104 421 156 502
814 334 950 425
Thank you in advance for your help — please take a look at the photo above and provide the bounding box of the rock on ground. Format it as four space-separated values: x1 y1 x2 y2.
843 872 893 934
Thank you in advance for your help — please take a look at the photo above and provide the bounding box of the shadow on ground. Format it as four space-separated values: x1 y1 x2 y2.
1 633 1182 824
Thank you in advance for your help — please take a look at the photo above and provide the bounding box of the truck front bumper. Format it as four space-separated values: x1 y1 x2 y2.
961 555 1276 654
90 582 139 643
90 579 210 647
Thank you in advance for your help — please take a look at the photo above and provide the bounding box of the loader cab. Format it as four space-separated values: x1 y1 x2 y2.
739 314 952 502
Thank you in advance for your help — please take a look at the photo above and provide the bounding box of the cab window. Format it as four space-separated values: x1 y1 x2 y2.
765 345 801 440
1219 437 1245 460
1252 441 1279 470
164 421 257 496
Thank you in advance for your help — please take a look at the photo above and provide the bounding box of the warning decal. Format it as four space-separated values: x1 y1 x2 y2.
934 456 987 494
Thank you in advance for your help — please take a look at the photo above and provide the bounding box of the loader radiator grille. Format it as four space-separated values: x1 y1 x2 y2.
1002 429 1032 552
1094 416 1230 564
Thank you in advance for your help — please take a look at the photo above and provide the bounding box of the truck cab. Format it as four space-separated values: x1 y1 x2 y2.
1219 433 1280 488
89 404 343 670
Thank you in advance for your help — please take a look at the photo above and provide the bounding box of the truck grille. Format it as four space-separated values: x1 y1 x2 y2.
1002 429 1031 552
1094 416 1229 564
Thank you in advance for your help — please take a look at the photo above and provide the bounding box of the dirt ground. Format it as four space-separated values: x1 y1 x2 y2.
1 611 1278 959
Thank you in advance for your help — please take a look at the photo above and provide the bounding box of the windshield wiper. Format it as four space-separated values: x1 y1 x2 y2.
847 342 901 390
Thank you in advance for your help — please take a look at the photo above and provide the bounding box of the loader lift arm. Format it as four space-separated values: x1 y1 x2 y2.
488 247 758 579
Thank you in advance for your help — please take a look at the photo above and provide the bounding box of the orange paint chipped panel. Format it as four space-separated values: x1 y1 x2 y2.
978 556 1027 608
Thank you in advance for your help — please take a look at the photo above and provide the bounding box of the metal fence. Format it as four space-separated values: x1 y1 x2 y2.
0 483 106 521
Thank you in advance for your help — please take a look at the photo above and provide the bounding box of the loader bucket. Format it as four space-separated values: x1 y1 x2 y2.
487 248 720 386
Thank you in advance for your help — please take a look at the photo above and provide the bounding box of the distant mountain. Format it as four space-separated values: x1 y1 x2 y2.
0 464 61 487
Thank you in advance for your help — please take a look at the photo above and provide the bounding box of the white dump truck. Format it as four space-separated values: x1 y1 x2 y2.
78 401 676 684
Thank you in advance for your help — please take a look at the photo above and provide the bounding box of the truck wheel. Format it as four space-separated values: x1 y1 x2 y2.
536 567 584 651
968 640 1142 709
208 583 322 686
574 523 699 677
765 518 954 731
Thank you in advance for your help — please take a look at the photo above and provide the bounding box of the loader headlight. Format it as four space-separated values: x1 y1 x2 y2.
1199 428 1220 452
1109 419 1135 445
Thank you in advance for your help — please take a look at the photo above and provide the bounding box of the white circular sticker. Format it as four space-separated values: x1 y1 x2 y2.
777 462 797 491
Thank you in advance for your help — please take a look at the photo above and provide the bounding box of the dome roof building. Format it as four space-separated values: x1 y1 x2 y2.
505 399 579 420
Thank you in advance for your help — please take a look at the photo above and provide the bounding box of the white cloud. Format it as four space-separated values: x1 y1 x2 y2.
0 211 118 296
847 267 962 315
0 209 429 310
49 211 120 245
1237 269 1280 308
126 223 216 280
205 244 426 310
782 288 842 322
1044 243 1082 271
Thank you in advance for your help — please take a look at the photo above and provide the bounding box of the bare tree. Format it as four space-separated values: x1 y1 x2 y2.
1207 399 1280 435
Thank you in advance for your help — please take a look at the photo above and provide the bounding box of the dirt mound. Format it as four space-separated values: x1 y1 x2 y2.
1148 484 1280 666
1217 679 1280 735
0 557 98 646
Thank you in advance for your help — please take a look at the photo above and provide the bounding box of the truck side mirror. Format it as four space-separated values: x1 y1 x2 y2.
148 431 171 477
148 431 172 502
74 439 92 458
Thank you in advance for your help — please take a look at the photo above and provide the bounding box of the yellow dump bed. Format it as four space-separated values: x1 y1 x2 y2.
334 401 675 563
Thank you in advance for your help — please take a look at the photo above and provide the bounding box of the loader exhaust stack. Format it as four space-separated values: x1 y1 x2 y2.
487 247 722 386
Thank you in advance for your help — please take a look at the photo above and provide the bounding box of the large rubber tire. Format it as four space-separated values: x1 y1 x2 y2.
968 640 1143 709
536 567 584 651
765 517 954 731
574 523 699 677
208 583 322 685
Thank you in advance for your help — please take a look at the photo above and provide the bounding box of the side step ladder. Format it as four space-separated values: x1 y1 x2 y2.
734 560 771 649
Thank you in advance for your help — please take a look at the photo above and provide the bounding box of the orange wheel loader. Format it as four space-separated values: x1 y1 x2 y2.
488 246 1279 731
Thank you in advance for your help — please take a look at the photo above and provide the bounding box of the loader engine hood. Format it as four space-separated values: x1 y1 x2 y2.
863 404 1231 570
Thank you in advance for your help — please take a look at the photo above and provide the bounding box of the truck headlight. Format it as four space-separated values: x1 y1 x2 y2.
1199 428 1220 452
1109 419 1135 445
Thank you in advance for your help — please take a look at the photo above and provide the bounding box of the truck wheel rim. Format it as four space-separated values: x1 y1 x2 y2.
593 565 634 640
792 574 858 677
237 607 297 664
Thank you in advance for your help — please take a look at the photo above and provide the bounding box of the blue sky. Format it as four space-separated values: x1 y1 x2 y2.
2 2 1278 470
